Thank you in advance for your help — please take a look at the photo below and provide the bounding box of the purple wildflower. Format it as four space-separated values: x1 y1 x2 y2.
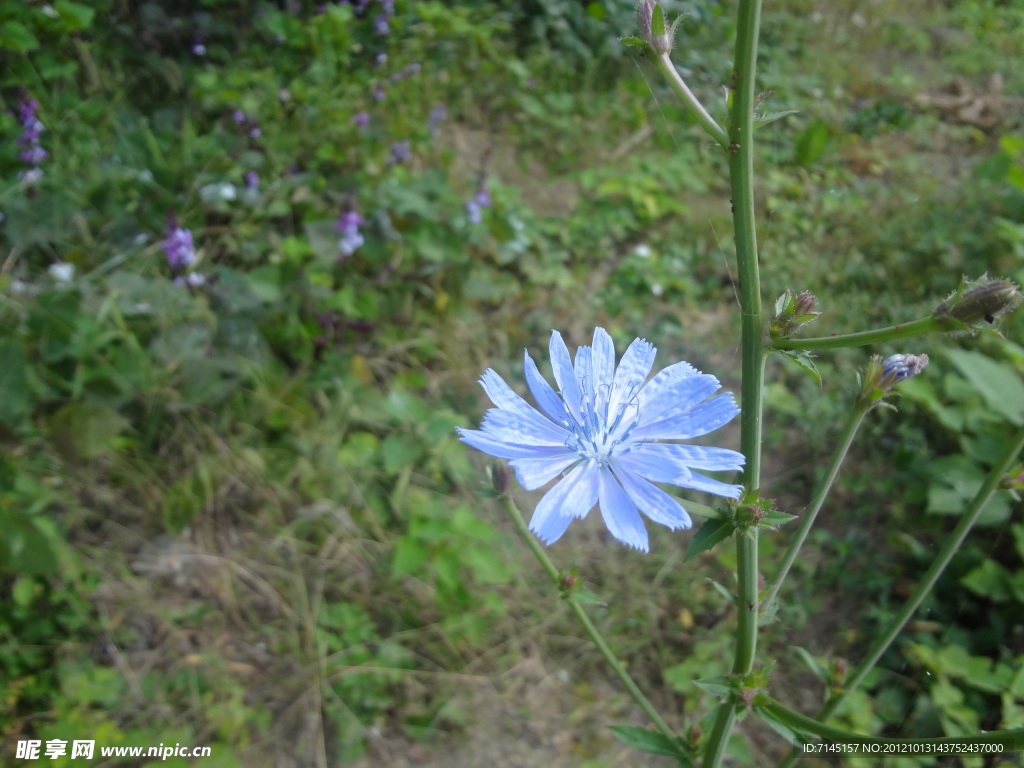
16 98 46 183
353 112 370 127
388 141 412 165
249 126 262 139
337 211 365 257
233 109 246 124
388 62 421 83
381 0 395 15
427 104 447 133
372 86 386 101
374 14 390 35
375 51 388 66
466 185 492 225
244 171 260 190
164 224 196 270
174 272 207 288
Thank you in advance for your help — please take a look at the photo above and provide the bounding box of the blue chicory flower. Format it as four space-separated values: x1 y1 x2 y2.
374 14 390 35
881 353 929 382
353 112 370 127
244 170 259 190
458 328 744 552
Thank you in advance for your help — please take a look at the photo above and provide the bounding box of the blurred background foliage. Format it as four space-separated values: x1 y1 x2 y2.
1 0 1024 766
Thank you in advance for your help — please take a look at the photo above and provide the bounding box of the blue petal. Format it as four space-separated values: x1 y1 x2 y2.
480 408 569 446
639 368 722 419
631 392 739 441
613 449 693 485
530 460 600 544
524 351 569 424
457 428 572 460
609 337 656 416
590 327 616 415
479 368 541 419
678 471 744 499
612 464 692 530
597 467 649 552
633 443 745 472
509 453 581 490
550 331 584 424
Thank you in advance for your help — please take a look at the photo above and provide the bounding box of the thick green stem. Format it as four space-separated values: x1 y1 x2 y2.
501 495 677 741
764 405 868 611
770 316 952 351
655 53 729 148
762 698 1024 750
702 1 763 766
817 423 1024 722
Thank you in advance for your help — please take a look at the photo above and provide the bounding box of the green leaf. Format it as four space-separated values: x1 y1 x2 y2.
763 510 797 527
391 537 428 575
708 578 737 605
0 21 39 52
0 338 30 426
946 348 1024 425
607 726 690 760
755 109 800 129
960 559 1012 602
620 36 647 47
567 587 605 606
776 349 822 385
754 706 805 745
794 118 830 167
48 403 129 460
693 675 733 697
791 646 829 682
650 4 666 36
686 517 734 559
54 0 96 31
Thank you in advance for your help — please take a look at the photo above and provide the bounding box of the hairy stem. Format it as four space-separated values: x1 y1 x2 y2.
769 316 953 351
655 53 729 148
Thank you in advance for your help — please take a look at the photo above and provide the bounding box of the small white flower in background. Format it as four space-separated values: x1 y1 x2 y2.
48 263 75 283
634 244 652 258
200 182 237 203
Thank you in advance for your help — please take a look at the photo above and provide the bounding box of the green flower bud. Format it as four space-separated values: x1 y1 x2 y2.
935 275 1022 327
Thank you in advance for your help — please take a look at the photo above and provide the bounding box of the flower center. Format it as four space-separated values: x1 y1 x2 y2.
563 379 642 465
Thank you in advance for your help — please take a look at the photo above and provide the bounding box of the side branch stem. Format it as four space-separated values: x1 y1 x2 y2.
764 404 868 610
655 53 729 148
815 423 1024 723
770 316 950 351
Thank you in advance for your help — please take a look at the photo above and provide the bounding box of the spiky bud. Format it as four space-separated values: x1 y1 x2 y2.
936 275 1022 327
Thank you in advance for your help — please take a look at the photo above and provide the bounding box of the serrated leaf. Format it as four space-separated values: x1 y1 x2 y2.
694 675 733 697
755 109 800 128
763 510 797 527
686 517 734 560
791 646 829 682
608 726 690 760
777 349 822 385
